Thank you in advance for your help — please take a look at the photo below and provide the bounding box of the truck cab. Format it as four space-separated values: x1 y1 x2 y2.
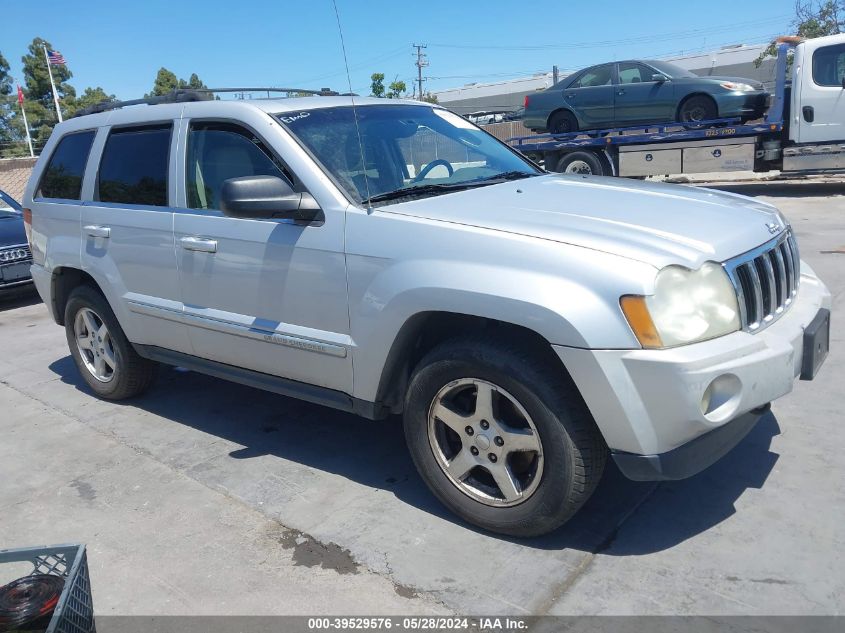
790 33 845 145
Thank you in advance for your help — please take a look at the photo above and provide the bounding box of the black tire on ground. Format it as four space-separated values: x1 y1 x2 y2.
555 151 609 176
64 285 158 400
548 110 578 135
403 336 607 537
678 95 717 124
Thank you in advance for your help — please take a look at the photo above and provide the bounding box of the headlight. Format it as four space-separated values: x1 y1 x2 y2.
621 262 740 348
720 81 756 92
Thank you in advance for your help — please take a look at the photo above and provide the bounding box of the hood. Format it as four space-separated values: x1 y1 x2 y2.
0 211 27 247
382 174 785 269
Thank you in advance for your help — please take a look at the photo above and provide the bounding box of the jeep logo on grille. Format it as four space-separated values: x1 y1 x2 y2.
766 222 782 235
0 248 28 262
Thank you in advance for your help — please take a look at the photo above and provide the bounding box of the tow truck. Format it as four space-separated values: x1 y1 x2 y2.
507 35 845 178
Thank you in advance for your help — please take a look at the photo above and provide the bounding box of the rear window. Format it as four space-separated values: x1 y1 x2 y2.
37 130 96 200
97 125 172 206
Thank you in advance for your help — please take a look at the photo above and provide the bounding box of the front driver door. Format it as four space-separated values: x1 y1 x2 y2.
562 63 616 129
614 62 676 125
174 117 352 394
796 40 845 143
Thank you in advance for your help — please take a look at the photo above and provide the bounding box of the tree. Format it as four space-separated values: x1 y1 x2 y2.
66 87 116 117
387 79 406 99
370 73 385 98
149 67 179 96
185 73 207 90
420 92 439 104
755 1 844 66
20 37 75 151
0 51 18 155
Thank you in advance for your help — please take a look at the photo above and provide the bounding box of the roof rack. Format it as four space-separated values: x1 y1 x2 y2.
72 87 351 119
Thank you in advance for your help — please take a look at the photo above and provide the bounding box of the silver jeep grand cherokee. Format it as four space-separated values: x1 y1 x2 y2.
23 94 831 536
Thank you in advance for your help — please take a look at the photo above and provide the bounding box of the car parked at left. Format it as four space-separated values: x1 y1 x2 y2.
0 188 34 294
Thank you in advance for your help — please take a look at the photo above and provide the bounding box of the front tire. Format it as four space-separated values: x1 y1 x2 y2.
403 336 607 537
678 95 717 124
64 286 158 400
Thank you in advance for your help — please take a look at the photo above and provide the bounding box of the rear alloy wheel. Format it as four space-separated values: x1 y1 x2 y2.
556 151 608 176
678 95 717 125
65 286 158 400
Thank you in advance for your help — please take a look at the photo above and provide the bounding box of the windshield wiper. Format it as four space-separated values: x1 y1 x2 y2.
365 171 537 205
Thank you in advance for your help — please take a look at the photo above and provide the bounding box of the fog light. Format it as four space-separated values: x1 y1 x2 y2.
700 374 742 422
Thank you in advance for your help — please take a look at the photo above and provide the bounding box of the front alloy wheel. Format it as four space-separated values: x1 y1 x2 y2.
428 379 544 506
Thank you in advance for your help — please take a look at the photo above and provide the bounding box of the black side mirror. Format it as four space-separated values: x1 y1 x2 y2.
651 73 669 83
220 175 322 223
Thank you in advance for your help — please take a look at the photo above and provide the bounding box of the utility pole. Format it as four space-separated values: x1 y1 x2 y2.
552 65 559 85
413 43 428 100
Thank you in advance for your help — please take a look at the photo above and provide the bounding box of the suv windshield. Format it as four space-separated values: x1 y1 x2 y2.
276 104 540 206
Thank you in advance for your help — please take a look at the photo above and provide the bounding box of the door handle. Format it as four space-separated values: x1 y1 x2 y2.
180 236 218 253
83 225 110 238
802 105 814 123
565 93 576 99
617 90 626 95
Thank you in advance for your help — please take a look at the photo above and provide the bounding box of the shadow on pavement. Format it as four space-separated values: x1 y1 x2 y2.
704 180 844 199
0 285 40 312
48 358 780 555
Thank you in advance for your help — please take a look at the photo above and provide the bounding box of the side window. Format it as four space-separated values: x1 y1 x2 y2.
572 64 613 88
813 43 845 87
37 130 96 200
186 122 289 210
618 63 654 84
97 125 171 206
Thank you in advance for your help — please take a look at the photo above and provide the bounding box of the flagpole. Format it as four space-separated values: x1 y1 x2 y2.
18 91 34 158
43 45 63 123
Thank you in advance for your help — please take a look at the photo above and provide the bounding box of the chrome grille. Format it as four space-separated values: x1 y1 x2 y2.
0 244 32 263
723 231 800 332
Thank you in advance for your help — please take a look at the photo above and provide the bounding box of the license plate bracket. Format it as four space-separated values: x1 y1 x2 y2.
800 308 830 380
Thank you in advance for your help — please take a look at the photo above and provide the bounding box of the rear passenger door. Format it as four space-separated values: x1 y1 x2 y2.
81 122 191 354
562 63 616 128
174 118 351 393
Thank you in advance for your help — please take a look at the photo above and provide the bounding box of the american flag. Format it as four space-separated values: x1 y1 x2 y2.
47 50 66 65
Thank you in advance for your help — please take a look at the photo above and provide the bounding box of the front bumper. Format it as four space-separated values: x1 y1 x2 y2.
716 91 769 119
555 262 831 480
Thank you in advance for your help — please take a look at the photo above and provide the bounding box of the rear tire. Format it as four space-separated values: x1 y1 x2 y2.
64 286 158 400
403 336 607 537
548 110 578 135
555 151 609 176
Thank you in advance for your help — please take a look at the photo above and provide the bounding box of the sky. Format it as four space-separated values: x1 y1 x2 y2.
3 0 796 101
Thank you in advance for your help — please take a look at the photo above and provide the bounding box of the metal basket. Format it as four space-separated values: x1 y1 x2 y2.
0 544 95 633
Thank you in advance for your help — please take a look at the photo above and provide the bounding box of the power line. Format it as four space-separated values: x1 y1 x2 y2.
428 15 790 51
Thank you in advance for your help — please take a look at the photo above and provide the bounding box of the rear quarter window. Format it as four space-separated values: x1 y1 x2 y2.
37 130 96 200
97 125 172 206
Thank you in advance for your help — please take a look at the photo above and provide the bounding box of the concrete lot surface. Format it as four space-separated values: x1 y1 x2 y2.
0 180 842 616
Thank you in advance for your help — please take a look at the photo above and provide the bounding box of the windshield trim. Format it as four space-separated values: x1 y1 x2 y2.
273 104 544 209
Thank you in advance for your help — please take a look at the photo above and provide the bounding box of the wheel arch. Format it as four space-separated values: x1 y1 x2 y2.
50 266 105 326
546 107 577 131
676 92 718 120
373 311 575 416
